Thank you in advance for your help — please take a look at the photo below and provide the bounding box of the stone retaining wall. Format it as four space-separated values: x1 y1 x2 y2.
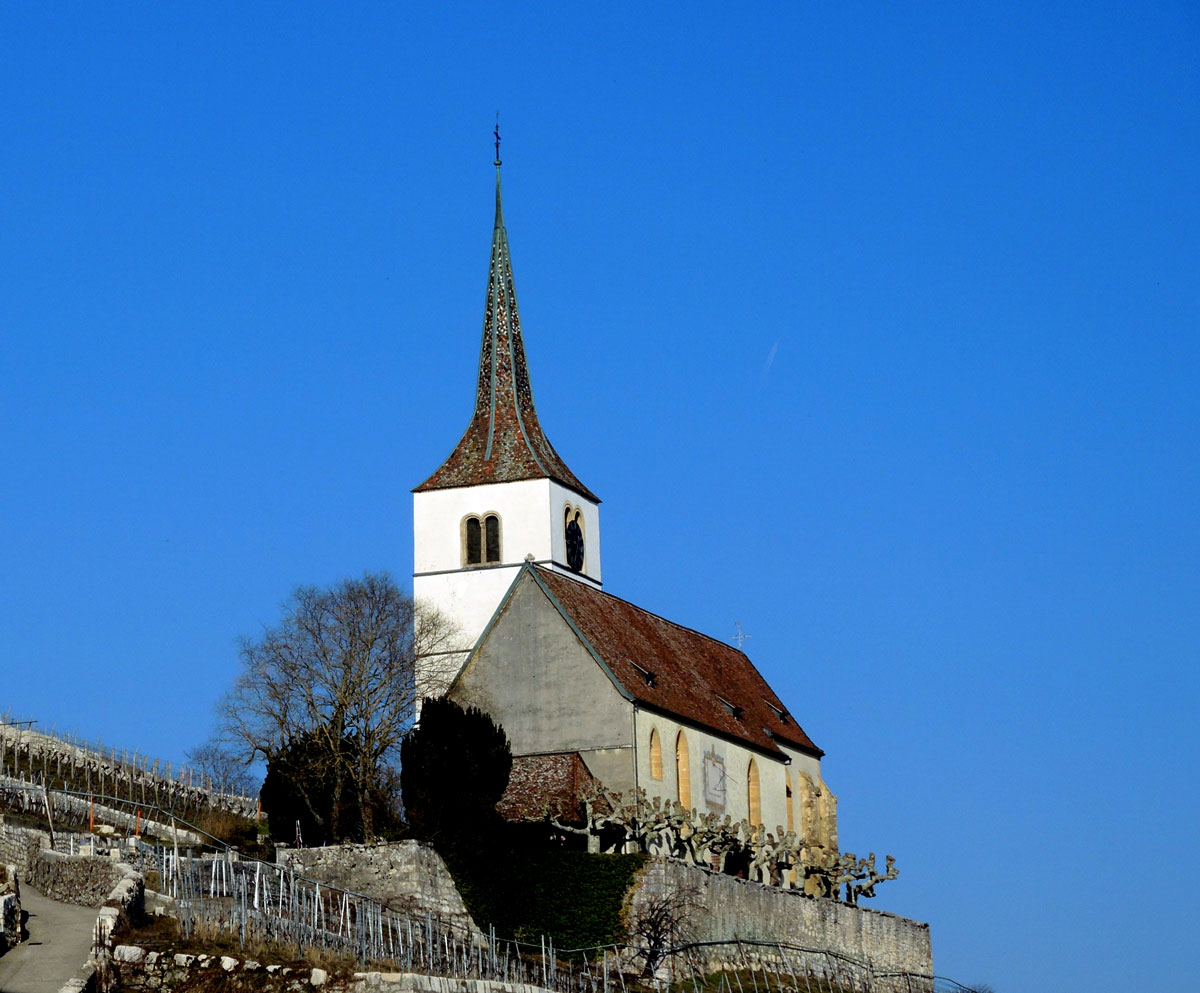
29 850 130 908
111 947 555 993
0 819 49 875
0 893 18 954
27 847 146 950
0 865 19 954
631 859 933 977
277 841 477 932
275 841 930 978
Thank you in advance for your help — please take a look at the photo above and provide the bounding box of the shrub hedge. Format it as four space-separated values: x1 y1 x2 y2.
440 842 646 952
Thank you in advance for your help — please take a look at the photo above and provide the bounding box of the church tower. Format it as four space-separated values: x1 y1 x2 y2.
412 155 601 694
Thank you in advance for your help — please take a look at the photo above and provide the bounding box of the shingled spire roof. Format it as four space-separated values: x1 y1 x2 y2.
415 163 598 502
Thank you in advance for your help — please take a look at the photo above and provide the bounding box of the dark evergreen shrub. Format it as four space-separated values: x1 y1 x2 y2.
399 697 512 843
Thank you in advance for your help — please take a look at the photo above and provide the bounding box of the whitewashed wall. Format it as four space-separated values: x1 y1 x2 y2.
548 479 602 581
634 710 833 838
413 477 602 693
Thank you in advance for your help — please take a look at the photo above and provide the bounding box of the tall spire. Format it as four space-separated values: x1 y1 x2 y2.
415 151 598 502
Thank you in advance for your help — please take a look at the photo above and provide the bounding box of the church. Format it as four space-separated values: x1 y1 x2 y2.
412 158 837 850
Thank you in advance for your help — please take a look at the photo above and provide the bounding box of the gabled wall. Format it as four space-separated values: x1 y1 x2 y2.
451 571 633 786
450 570 838 848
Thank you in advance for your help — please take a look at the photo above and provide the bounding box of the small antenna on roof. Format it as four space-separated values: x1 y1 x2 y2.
494 114 502 167
732 621 752 651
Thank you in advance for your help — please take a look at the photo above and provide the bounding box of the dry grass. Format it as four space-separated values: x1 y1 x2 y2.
120 915 360 975
190 808 269 851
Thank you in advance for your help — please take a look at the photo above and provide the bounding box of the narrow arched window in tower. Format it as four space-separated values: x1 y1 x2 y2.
649 728 663 780
747 758 762 827
785 771 795 833
564 505 585 573
463 513 502 566
465 517 482 565
675 731 691 810
484 514 501 563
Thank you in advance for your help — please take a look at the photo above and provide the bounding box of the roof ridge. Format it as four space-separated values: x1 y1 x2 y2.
529 566 824 759
533 565 757 665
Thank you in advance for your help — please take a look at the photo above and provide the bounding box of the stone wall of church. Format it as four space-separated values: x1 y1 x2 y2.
631 859 932 978
452 573 633 758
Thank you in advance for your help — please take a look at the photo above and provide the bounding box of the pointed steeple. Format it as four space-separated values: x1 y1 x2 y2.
415 159 598 502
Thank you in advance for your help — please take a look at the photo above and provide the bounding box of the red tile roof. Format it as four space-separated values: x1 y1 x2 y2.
532 567 822 759
414 172 597 502
497 751 599 822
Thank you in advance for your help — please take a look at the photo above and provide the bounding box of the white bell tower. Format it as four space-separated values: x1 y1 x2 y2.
412 154 601 697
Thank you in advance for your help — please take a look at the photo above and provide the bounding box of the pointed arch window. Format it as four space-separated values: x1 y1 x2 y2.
675 731 691 810
462 514 502 566
649 728 663 780
747 758 762 827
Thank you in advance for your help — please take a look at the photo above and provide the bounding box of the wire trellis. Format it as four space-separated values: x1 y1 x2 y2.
0 717 257 820
156 846 593 990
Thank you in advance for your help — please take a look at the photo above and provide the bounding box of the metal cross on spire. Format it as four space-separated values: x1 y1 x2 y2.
494 115 502 167
732 621 752 650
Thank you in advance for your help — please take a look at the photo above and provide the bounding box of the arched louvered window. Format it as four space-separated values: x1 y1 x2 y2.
463 514 502 566
748 758 762 827
649 728 663 780
676 731 691 810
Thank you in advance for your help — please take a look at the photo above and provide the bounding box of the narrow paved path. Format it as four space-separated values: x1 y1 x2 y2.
0 885 96 993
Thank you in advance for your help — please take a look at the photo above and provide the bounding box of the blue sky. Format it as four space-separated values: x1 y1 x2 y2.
2 3 1197 989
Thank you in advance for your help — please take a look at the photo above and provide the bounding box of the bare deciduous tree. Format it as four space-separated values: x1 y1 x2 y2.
630 860 701 978
185 739 258 796
220 572 457 841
